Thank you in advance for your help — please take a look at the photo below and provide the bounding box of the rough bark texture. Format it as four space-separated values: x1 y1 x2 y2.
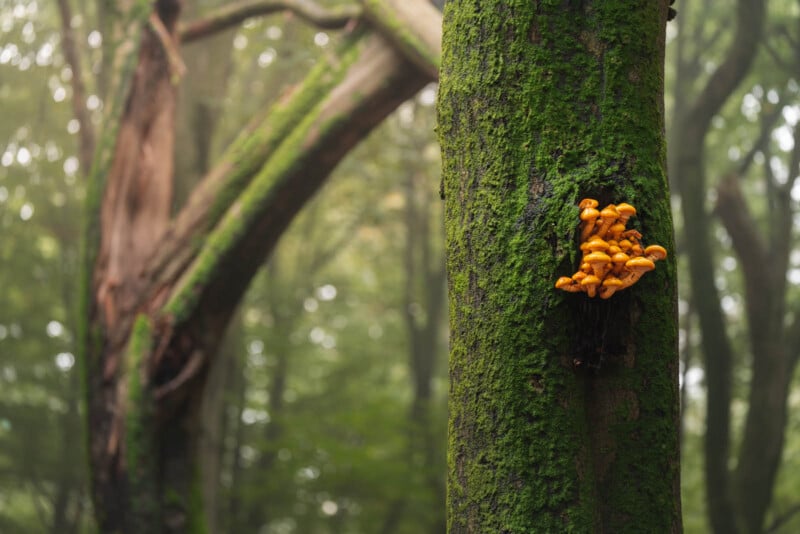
438 1 680 532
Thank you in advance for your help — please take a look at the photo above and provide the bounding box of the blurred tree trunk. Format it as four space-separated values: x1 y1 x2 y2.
669 0 785 532
438 1 680 531
75 0 439 531
382 153 446 534
172 6 236 530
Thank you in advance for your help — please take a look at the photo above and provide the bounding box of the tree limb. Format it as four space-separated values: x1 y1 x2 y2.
161 31 429 343
179 0 361 43
358 0 442 79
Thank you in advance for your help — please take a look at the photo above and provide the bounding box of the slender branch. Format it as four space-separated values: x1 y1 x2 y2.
180 0 361 43
148 12 186 81
56 0 96 172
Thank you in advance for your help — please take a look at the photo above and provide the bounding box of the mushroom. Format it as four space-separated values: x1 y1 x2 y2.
600 276 624 299
619 257 656 288
580 206 601 241
595 205 619 239
583 251 612 279
580 274 601 298
615 202 636 225
582 236 609 254
611 252 630 275
555 198 666 298
555 276 582 292
644 244 667 262
572 271 588 284
609 222 627 241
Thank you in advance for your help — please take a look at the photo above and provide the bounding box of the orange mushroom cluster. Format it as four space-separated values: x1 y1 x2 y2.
555 198 667 299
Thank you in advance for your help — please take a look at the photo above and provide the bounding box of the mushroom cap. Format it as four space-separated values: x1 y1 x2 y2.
580 274 601 287
644 244 667 261
616 203 636 218
584 251 611 265
580 207 600 221
579 198 599 209
625 257 656 272
609 222 627 238
583 238 609 252
572 271 588 282
600 205 619 219
611 252 630 264
555 276 575 289
603 276 624 288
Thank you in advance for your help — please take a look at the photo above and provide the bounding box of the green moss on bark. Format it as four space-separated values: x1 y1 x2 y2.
163 32 367 322
124 315 159 531
439 1 679 532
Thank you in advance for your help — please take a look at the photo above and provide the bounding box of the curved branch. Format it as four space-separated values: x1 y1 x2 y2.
162 32 428 338
179 0 361 43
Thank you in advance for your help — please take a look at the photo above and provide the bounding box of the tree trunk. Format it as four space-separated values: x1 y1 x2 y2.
438 1 680 532
669 0 767 532
78 2 440 530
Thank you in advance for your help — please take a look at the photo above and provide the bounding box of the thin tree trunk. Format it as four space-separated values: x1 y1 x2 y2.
670 0 766 531
438 1 680 531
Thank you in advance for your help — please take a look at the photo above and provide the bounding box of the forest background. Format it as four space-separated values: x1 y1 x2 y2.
1 0 799 532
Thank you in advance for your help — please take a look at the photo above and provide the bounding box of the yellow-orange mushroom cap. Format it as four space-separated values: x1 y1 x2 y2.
596 205 619 239
619 257 656 288
644 244 667 262
615 202 636 223
584 251 612 279
555 276 582 292
600 276 624 299
579 207 601 240
580 274 601 298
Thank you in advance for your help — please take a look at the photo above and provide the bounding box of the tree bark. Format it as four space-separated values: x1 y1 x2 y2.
438 1 680 531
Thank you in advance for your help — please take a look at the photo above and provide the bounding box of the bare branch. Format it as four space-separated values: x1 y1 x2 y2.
56 0 95 172
180 0 361 43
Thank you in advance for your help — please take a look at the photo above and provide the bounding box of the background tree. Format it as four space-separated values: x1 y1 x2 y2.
438 1 680 531
669 0 800 531
69 0 442 531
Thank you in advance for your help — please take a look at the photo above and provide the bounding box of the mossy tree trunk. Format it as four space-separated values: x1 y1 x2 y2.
73 1 441 532
437 1 680 532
